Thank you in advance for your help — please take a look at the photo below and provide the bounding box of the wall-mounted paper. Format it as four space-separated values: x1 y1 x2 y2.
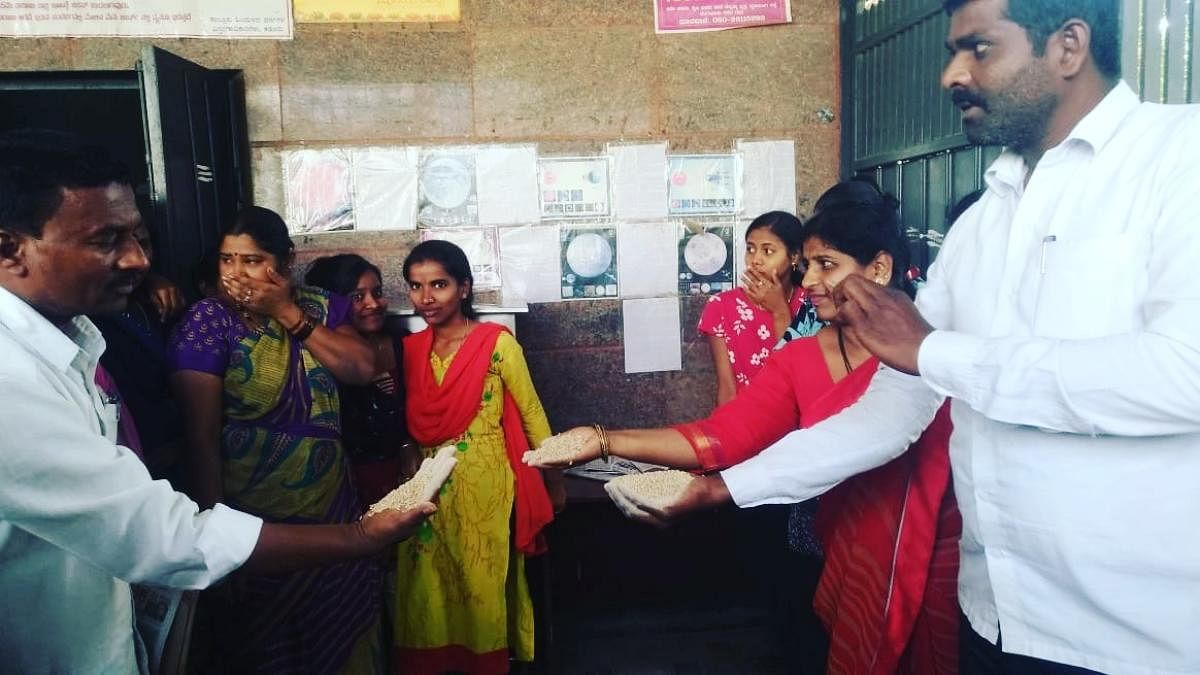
283 149 355 233
477 145 540 225
668 155 738 215
622 298 682 374
561 225 619 299
418 148 479 228
351 147 418 231
678 220 736 295
500 225 563 304
733 219 751 285
736 139 796 216
616 222 677 298
539 156 611 219
420 227 501 290
610 143 669 220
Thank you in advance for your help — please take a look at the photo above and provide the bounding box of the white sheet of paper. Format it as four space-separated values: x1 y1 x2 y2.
616 222 677 298
500 224 563 304
476 145 540 225
610 142 669 220
733 219 751 284
420 227 502 289
622 297 682 374
736 139 796 216
351 147 418 231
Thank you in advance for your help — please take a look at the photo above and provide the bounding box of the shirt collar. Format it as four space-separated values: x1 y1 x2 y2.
0 285 105 375
984 80 1140 193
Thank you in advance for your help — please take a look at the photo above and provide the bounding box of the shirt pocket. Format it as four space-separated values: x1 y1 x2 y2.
1033 232 1141 339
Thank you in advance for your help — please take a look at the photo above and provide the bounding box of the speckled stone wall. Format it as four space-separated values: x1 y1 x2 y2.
1 0 840 427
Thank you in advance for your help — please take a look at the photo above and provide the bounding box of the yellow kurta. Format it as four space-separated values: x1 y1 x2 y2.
392 332 551 675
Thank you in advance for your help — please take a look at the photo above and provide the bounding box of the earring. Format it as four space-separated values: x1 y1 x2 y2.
874 277 886 285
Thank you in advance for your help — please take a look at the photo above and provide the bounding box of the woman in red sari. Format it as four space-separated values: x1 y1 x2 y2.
525 192 959 675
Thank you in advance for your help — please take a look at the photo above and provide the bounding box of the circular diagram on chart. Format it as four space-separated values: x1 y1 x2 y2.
565 232 613 279
420 156 473 209
683 231 728 276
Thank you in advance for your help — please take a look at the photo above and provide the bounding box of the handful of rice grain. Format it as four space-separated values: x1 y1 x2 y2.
366 445 457 516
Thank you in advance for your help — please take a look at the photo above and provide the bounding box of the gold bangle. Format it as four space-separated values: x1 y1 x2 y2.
593 423 611 463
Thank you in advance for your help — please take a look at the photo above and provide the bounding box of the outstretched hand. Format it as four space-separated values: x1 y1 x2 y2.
606 473 731 527
831 275 933 375
359 502 437 548
140 272 186 321
522 427 600 469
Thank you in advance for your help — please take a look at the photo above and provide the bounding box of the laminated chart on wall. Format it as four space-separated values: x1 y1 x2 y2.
350 147 418 231
736 139 796 216
538 157 611 219
417 148 478 228
678 221 735 295
668 154 738 216
420 227 501 290
500 225 563 304
476 145 540 226
283 149 355 233
560 225 618 300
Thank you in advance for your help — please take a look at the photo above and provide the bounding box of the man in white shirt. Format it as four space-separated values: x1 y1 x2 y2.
624 1 1200 673
0 129 436 674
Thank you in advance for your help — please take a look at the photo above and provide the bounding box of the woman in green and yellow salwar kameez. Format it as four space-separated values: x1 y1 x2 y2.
394 240 564 675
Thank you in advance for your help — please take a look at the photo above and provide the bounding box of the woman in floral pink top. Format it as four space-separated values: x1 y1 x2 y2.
698 210 809 404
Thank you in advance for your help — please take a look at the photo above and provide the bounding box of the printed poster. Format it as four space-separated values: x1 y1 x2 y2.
420 227 501 290
0 0 291 38
561 225 618 300
678 221 735 295
668 154 738 215
539 157 611 219
294 0 459 23
654 0 791 34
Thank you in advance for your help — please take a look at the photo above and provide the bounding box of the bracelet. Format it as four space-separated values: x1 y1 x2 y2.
592 423 611 463
289 314 316 341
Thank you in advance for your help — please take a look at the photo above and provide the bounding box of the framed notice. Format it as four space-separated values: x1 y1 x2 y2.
678 222 735 295
538 157 611 219
561 225 618 300
294 0 460 23
654 0 791 33
0 0 291 38
668 155 738 215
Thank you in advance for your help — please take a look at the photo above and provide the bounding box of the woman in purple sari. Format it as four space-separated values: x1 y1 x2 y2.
169 207 384 674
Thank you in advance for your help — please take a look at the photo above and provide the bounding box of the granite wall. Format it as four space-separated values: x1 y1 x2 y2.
1 0 841 428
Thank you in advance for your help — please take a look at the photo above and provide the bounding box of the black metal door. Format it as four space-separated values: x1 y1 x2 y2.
138 46 249 294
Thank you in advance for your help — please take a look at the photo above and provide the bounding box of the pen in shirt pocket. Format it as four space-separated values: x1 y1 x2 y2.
1039 235 1057 274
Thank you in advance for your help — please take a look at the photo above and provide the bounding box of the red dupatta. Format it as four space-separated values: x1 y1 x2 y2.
403 322 553 555
804 370 959 675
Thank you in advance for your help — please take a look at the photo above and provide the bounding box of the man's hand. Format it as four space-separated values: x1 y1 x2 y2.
359 502 436 549
140 272 185 321
608 473 732 527
832 275 933 375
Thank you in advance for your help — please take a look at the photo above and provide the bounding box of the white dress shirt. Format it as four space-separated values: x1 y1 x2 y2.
0 285 262 674
722 82 1200 675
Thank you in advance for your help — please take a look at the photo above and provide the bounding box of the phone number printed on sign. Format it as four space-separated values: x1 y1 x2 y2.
654 0 790 34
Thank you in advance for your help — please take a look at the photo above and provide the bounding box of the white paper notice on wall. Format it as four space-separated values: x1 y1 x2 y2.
610 143 669 220
351 147 418 231
476 145 540 225
616 222 678 298
500 225 563 304
622 298 682 374
0 0 292 38
736 139 796 217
